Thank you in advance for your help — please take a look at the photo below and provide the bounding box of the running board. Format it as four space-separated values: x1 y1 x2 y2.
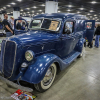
63 52 80 64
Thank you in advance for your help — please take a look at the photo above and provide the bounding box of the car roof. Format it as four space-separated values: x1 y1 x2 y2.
33 13 88 20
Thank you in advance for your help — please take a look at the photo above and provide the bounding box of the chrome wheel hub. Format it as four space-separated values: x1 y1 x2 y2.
42 66 55 86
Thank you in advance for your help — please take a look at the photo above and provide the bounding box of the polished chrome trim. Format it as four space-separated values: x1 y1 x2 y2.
2 40 6 74
29 18 61 32
2 40 17 79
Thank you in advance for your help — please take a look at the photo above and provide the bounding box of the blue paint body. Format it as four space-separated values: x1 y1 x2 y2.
0 13 95 85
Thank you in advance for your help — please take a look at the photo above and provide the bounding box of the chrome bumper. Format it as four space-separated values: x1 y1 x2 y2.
0 75 33 92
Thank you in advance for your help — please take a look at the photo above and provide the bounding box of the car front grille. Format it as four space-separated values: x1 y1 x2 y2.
1 40 17 78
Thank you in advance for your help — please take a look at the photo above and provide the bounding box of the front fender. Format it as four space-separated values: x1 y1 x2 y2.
21 54 58 84
75 38 85 52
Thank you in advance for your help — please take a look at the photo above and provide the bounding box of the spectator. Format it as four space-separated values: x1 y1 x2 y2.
94 24 100 48
2 13 13 37
16 20 22 30
10 16 14 29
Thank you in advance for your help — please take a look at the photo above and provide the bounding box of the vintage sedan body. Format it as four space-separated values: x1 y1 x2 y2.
0 13 95 92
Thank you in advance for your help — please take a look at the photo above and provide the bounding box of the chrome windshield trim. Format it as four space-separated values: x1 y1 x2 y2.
29 18 61 32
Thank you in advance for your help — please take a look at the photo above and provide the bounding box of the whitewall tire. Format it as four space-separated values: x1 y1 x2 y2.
34 63 57 92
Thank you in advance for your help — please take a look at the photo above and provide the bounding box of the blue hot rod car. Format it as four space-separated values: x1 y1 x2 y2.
0 13 95 92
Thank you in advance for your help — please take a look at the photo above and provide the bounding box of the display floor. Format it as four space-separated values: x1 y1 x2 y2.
0 39 100 100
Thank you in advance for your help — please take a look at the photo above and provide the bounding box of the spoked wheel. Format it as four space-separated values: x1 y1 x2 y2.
78 45 85 58
34 63 57 92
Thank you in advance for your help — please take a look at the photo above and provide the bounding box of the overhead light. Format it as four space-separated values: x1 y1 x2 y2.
39 10 42 12
87 13 91 15
90 10 94 12
11 2 16 5
1 8 3 10
17 0 22 2
7 13 10 14
79 8 84 10
27 12 29 13
67 9 71 11
26 8 30 10
33 6 37 8
32 11 34 12
42 12 44 14
90 16 92 18
68 5 73 7
7 5 11 7
58 11 61 12
41 4 45 6
77 11 81 13
37 13 39 15
91 1 97 4
11 12 13 13
20 9 23 11
94 15 97 16
3 7 6 9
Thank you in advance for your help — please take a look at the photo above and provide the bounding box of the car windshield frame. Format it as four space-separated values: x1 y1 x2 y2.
29 18 61 32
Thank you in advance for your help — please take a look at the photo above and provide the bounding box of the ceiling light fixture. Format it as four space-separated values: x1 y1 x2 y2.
58 11 61 12
26 8 30 10
90 10 94 12
68 5 73 7
39 10 42 12
7 5 11 7
67 9 71 11
91 1 97 4
80 8 84 10
87 13 91 15
11 2 16 5
41 4 45 6
20 9 23 11
33 6 37 8
94 15 97 16
17 0 22 2
77 11 81 13
3 7 6 9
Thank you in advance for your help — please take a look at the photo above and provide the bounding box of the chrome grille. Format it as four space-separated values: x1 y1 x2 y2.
3 41 17 78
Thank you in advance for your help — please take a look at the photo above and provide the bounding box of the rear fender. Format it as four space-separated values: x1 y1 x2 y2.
74 38 85 52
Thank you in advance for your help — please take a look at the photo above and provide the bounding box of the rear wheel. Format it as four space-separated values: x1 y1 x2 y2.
34 63 57 92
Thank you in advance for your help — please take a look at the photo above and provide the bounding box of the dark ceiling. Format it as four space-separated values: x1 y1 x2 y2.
0 0 100 21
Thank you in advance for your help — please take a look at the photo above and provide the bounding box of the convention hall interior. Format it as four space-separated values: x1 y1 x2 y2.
0 0 100 100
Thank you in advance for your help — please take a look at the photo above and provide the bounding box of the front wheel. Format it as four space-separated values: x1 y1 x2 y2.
34 63 57 92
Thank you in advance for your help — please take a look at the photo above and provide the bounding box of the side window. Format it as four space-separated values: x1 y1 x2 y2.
86 22 92 29
63 21 74 34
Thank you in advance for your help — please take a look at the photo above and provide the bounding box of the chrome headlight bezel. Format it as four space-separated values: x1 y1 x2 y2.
25 50 34 61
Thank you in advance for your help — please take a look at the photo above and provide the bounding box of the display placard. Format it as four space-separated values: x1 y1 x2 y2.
49 21 59 31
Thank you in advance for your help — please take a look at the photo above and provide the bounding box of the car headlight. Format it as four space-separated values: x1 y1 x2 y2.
25 50 34 61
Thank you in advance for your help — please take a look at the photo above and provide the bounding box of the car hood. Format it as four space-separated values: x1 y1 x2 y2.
10 31 59 45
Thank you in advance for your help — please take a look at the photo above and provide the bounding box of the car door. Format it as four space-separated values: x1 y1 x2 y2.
85 20 95 42
14 19 29 35
59 21 75 59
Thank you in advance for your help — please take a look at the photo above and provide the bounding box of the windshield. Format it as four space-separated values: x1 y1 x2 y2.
29 19 61 31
